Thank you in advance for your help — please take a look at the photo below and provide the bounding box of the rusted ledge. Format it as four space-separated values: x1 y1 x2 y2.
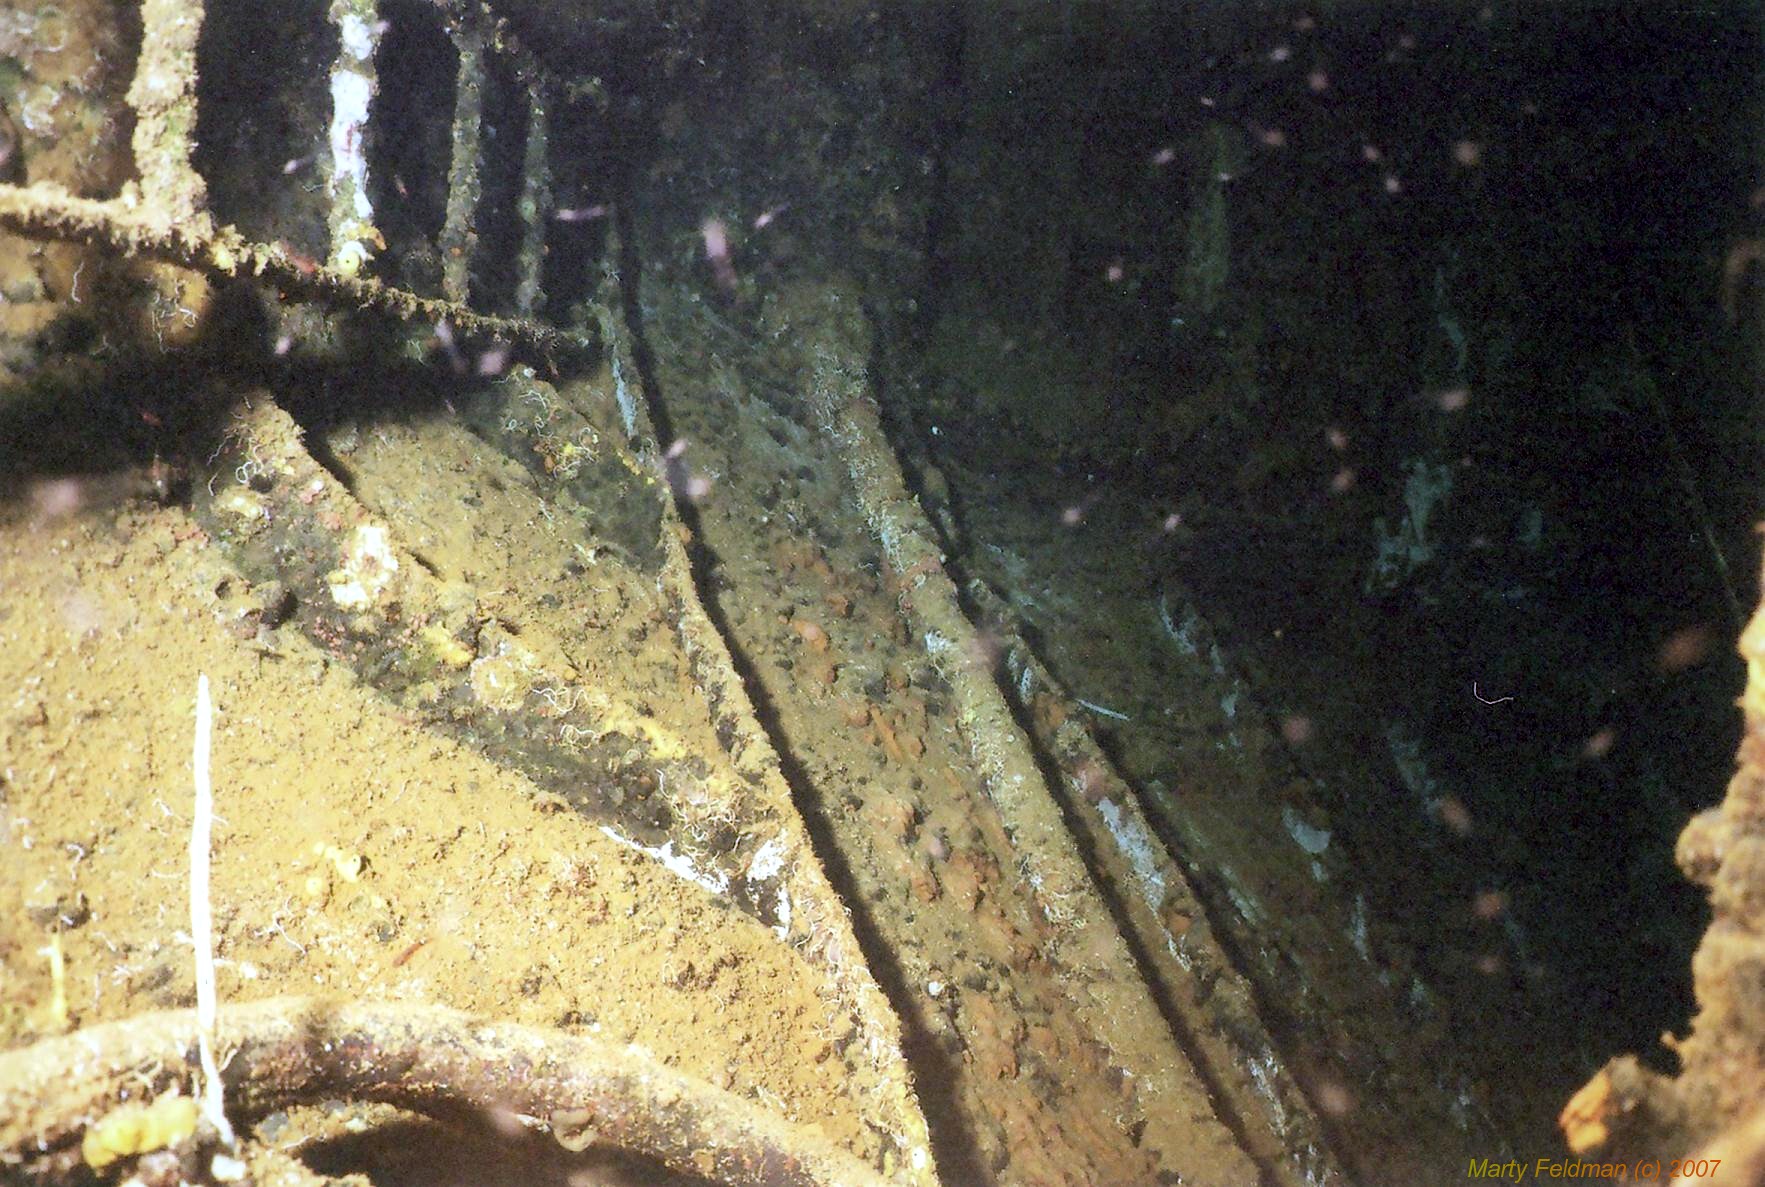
0 996 897 1187
0 184 594 362
791 279 1261 1187
589 253 939 1187
965 578 1349 1187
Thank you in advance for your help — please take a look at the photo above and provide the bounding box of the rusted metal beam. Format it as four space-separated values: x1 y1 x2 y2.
0 183 594 362
0 996 903 1187
124 0 210 231
424 0 565 97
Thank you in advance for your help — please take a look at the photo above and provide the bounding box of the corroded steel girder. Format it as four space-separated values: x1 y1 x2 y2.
0 183 594 363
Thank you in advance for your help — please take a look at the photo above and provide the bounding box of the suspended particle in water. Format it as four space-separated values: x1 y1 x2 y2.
1313 1078 1354 1117
1072 759 1111 804
1434 796 1474 835
58 589 103 637
660 439 711 501
1657 625 1714 673
477 346 509 377
964 628 1003 673
433 319 466 374
701 217 739 292
1472 889 1509 920
30 477 83 522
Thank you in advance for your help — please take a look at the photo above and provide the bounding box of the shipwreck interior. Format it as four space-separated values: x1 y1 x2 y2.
3 1 1765 1185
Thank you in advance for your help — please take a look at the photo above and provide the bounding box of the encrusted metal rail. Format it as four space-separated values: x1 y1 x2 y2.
0 184 588 360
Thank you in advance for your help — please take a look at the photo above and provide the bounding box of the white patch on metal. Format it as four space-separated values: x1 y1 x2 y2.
1248 1051 1290 1130
609 347 636 439
598 826 730 897
1096 798 1166 911
747 835 787 883
1282 806 1331 856
744 836 793 939
337 11 375 58
770 883 790 939
328 66 374 220
1350 894 1371 962
1218 864 1266 927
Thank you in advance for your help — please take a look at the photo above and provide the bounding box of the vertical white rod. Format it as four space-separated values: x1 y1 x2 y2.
191 673 234 1147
